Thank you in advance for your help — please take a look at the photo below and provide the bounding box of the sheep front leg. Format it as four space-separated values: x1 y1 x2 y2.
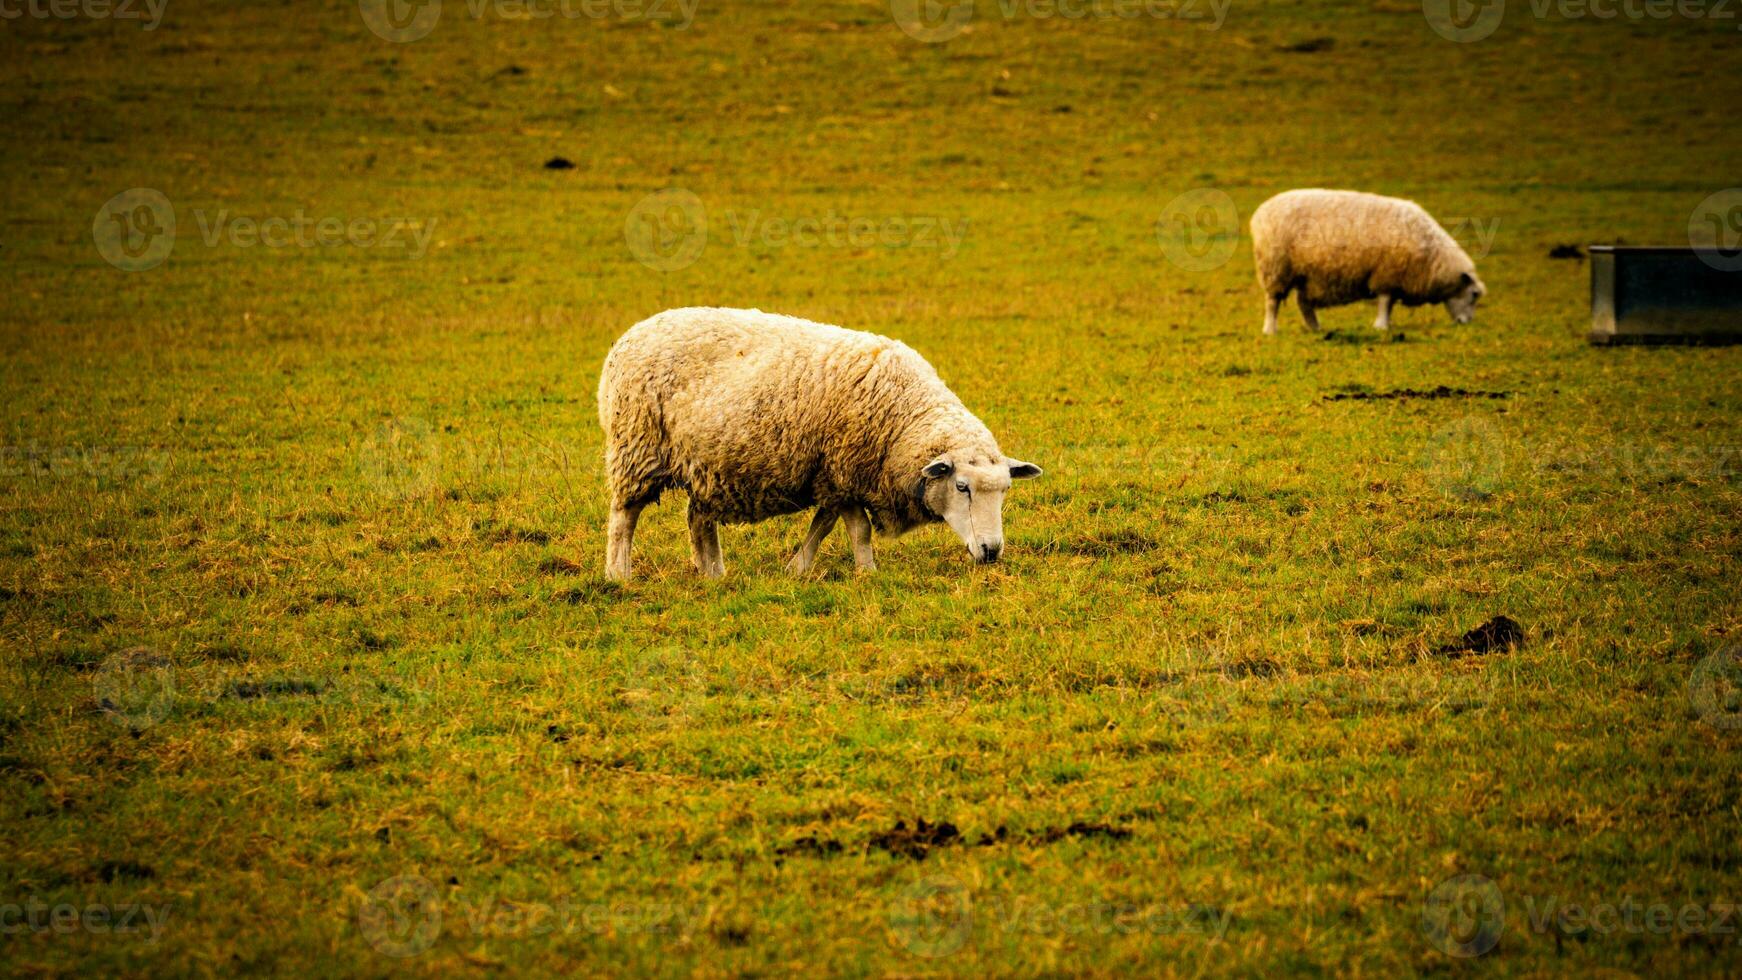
1263 294 1282 336
605 502 646 582
1296 294 1321 332
687 502 725 578
787 507 839 575
841 507 877 573
1373 293 1394 332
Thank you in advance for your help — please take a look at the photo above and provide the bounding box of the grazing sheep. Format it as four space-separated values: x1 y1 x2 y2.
596 307 1042 580
1250 189 1486 335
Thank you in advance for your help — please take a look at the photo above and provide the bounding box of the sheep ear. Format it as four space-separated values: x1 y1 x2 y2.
1008 460 1042 480
1460 271 1475 286
921 459 953 479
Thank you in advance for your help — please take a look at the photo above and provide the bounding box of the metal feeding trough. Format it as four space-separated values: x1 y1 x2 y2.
1590 246 1742 345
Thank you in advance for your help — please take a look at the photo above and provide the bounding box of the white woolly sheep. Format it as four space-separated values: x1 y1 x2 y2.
1250 189 1486 335
596 307 1042 580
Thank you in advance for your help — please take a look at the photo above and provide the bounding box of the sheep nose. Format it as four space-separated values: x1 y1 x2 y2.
978 543 1002 564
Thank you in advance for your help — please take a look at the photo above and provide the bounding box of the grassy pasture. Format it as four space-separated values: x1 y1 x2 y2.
2 0 1741 974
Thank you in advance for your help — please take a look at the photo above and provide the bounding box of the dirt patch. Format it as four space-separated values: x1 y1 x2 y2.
1040 529 1159 557
792 818 1135 862
226 679 325 699
1322 329 1408 344
1062 668 1185 693
195 644 252 663
886 660 988 697
556 580 622 605
971 826 1013 846
715 925 751 947
489 527 551 546
49 647 106 672
1433 615 1525 657
1084 529 1157 554
1280 36 1334 52
543 156 575 170
538 556 586 576
869 818 962 860
94 860 154 883
1325 385 1511 402
1035 822 1133 844
1548 244 1585 260
775 836 844 859
1222 657 1281 679
312 591 359 607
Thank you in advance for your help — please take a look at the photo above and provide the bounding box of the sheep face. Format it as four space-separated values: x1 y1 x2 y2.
919 455 1042 564
1445 272 1486 324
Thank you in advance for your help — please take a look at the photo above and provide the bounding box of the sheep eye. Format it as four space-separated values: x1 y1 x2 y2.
955 481 970 493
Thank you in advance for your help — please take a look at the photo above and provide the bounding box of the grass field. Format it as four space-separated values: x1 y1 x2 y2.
3 0 1742 974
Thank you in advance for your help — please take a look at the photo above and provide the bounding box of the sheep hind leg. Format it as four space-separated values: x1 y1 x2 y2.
686 502 725 579
605 501 646 582
842 508 877 573
787 507 840 575
1263 293 1283 336
1296 294 1321 332
1373 293 1394 333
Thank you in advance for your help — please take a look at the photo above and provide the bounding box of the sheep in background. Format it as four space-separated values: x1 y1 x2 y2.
1251 189 1486 335
596 307 1042 580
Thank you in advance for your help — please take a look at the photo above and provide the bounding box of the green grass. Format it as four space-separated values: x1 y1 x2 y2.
3 0 1741 974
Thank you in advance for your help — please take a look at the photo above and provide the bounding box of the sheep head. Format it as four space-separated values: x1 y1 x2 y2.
915 454 1042 564
1445 271 1486 324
